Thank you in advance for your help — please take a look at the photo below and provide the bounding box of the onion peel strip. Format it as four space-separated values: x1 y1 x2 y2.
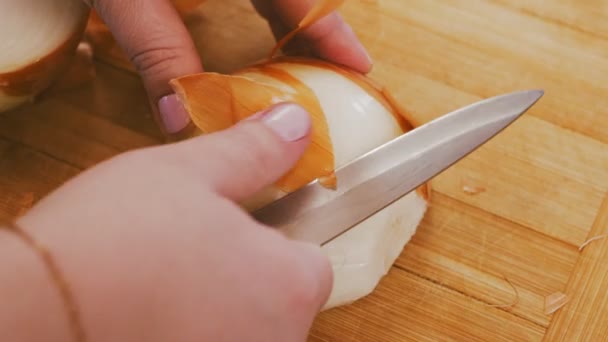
488 275 519 309
243 56 431 198
463 185 486 195
170 0 430 197
544 292 569 315
578 234 607 252
269 0 346 58
169 72 334 192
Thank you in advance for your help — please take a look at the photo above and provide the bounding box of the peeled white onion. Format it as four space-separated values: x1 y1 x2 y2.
173 59 430 310
241 63 429 309
0 0 89 112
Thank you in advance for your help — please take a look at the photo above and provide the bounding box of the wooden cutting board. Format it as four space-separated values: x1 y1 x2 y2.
1 1 607 340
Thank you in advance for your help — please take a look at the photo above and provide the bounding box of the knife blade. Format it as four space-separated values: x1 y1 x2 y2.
252 89 544 245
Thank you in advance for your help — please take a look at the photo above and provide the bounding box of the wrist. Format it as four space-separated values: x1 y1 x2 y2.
16 211 165 342
0 225 74 342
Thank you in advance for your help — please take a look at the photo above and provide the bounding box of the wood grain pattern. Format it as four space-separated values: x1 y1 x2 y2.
397 193 578 327
544 194 608 341
0 139 79 222
365 0 608 144
311 268 545 342
1 0 607 340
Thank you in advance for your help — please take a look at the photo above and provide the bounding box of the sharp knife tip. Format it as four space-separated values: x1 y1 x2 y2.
521 88 545 102
497 89 544 120
521 88 544 110
528 88 545 99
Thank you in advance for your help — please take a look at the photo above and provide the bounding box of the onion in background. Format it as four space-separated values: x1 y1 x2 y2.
0 0 205 112
0 0 89 113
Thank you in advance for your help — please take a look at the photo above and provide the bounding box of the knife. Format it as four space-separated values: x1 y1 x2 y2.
252 89 544 245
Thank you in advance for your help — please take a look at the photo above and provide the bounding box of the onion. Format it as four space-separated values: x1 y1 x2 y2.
0 0 89 113
169 0 430 310
170 57 430 309
2 0 430 309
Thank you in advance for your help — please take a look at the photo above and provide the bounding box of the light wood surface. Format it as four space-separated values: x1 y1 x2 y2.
2 1 607 340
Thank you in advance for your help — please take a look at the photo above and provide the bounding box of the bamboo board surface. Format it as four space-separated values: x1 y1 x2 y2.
1 1 608 340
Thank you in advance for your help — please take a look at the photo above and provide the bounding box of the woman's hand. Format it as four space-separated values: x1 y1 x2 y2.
84 0 372 135
1 103 332 341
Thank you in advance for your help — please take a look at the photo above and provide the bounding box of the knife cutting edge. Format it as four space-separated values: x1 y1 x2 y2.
252 89 544 245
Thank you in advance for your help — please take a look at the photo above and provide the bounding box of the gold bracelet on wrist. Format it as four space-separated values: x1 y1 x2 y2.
2 221 86 342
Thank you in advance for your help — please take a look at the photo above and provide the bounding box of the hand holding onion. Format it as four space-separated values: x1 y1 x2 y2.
2 103 333 341
1 0 431 338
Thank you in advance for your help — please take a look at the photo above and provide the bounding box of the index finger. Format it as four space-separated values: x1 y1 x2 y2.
84 0 203 134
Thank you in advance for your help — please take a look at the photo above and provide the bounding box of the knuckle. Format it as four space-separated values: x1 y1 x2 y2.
283 245 332 310
285 269 323 310
258 229 330 312
130 45 183 76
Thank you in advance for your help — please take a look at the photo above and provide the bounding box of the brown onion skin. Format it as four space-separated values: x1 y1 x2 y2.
174 56 432 200
238 57 431 199
0 10 89 99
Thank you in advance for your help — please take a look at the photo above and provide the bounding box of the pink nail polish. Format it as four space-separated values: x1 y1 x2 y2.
158 94 191 134
261 103 311 142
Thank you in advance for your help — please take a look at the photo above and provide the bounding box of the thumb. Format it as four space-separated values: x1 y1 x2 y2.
87 0 203 135
172 102 312 201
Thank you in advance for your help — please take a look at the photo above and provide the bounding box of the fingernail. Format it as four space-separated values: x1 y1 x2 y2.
261 103 311 142
158 94 190 134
